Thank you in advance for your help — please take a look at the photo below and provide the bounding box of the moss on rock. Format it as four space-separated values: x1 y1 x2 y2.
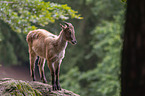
0 78 80 96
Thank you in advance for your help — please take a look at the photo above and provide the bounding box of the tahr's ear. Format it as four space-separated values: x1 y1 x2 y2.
63 21 69 27
60 23 65 30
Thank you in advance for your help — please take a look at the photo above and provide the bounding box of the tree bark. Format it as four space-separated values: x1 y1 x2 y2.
121 0 145 96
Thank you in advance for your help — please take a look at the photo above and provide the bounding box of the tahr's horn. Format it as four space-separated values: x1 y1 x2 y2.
63 21 70 27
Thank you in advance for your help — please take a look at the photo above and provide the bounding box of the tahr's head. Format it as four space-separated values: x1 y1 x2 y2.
60 22 77 45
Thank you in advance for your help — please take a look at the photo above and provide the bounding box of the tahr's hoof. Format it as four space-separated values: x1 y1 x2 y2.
33 78 36 81
43 80 47 83
57 85 61 90
52 84 57 91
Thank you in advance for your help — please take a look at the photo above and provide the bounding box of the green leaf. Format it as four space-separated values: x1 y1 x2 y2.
0 0 82 33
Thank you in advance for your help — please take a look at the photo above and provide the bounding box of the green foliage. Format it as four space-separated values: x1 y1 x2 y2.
59 7 124 96
60 13 124 96
0 41 18 65
60 67 81 94
88 13 123 96
0 21 17 65
85 11 124 96
0 20 28 65
0 0 82 33
121 0 127 2
86 0 122 20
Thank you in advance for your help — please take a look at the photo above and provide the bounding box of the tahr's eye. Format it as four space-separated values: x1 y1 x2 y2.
68 30 71 34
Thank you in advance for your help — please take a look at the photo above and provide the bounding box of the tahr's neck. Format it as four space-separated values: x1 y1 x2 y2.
56 30 68 51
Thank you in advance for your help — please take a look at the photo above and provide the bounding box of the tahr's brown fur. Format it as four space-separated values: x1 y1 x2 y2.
26 22 77 90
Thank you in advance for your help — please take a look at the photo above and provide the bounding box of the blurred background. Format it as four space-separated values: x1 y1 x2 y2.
0 0 125 96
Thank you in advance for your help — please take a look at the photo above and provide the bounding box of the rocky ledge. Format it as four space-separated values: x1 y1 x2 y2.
0 78 79 96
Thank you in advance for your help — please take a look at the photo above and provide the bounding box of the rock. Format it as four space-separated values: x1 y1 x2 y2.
0 78 80 96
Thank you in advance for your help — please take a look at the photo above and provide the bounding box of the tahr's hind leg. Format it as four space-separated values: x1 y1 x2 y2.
38 58 47 83
29 51 37 81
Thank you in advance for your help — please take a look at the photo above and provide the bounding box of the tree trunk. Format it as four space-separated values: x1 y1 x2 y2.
121 0 145 96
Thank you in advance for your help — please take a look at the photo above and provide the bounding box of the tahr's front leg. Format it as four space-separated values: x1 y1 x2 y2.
47 61 57 90
55 60 62 90
56 68 61 90
51 72 57 90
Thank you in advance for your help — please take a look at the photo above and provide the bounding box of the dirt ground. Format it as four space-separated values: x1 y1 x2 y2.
0 65 40 81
